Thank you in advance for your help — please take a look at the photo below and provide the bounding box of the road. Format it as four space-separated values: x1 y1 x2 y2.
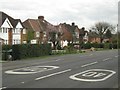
1 50 119 89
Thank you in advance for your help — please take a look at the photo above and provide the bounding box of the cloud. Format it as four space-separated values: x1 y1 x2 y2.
0 0 118 29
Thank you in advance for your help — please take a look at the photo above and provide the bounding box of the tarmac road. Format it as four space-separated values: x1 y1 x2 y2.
1 49 119 89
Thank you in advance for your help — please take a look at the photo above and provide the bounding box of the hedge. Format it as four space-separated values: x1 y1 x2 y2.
82 43 118 49
2 45 12 60
2 44 52 60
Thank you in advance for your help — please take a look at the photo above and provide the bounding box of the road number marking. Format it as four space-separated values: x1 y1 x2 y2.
70 69 116 82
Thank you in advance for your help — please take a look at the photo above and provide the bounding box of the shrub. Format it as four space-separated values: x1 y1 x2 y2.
2 45 12 60
2 44 52 60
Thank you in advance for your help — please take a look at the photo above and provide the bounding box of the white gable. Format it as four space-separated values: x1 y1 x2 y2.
16 22 23 28
1 18 13 28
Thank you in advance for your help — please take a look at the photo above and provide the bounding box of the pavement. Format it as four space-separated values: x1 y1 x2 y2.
1 49 119 89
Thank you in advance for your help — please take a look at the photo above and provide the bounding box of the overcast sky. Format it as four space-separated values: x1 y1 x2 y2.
0 0 119 30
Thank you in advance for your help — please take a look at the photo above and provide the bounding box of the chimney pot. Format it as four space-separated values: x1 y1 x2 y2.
38 16 44 21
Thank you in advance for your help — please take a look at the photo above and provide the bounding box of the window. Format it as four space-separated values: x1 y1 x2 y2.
16 28 19 33
75 32 79 38
14 28 20 34
4 40 8 45
13 40 15 44
36 32 40 37
2 28 8 33
13 29 15 33
43 31 47 37
23 29 26 34
13 39 21 44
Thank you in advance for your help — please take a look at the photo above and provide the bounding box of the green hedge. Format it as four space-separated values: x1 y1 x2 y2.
82 43 118 49
2 45 12 60
82 43 104 49
2 44 52 60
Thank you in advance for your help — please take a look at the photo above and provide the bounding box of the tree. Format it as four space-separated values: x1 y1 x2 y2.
91 22 115 43
27 30 34 43
105 29 112 39
79 27 85 50
49 31 62 50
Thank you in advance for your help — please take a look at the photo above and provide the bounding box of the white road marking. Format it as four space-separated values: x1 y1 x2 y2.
102 58 111 61
21 82 25 84
5 66 59 75
89 54 93 56
35 69 71 80
37 59 63 64
81 61 98 67
0 87 7 89
115 56 118 58
69 69 116 82
55 59 61 61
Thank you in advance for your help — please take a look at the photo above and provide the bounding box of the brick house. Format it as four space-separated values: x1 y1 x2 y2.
0 37 4 45
57 23 87 48
88 30 101 43
23 16 88 48
0 11 27 45
23 16 58 44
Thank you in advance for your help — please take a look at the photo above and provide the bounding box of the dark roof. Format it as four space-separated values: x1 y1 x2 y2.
0 11 24 28
23 17 57 32
88 31 99 38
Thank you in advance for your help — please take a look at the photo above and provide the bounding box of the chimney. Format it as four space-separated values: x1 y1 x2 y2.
89 30 92 32
38 16 44 21
72 22 75 26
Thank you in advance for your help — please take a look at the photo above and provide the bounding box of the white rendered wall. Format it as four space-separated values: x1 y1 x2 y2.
0 18 12 44
12 22 23 44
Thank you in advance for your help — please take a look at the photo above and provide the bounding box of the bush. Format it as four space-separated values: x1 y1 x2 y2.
2 45 12 60
82 43 105 49
83 43 92 49
2 44 52 60
104 43 110 49
112 43 117 49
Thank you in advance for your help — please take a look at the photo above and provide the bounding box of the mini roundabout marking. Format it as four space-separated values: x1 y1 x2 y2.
5 66 59 75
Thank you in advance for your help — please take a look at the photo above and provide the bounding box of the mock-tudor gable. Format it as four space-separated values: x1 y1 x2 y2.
0 11 27 45
16 21 23 28
1 18 13 28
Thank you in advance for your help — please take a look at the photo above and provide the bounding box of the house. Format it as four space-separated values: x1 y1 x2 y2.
57 23 87 48
83 31 89 43
0 38 4 45
23 16 88 49
88 30 101 43
0 11 27 45
23 16 58 44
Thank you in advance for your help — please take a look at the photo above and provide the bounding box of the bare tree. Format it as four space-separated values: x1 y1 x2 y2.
49 31 62 50
91 22 115 43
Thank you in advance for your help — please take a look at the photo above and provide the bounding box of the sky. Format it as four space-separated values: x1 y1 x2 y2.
0 0 119 30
